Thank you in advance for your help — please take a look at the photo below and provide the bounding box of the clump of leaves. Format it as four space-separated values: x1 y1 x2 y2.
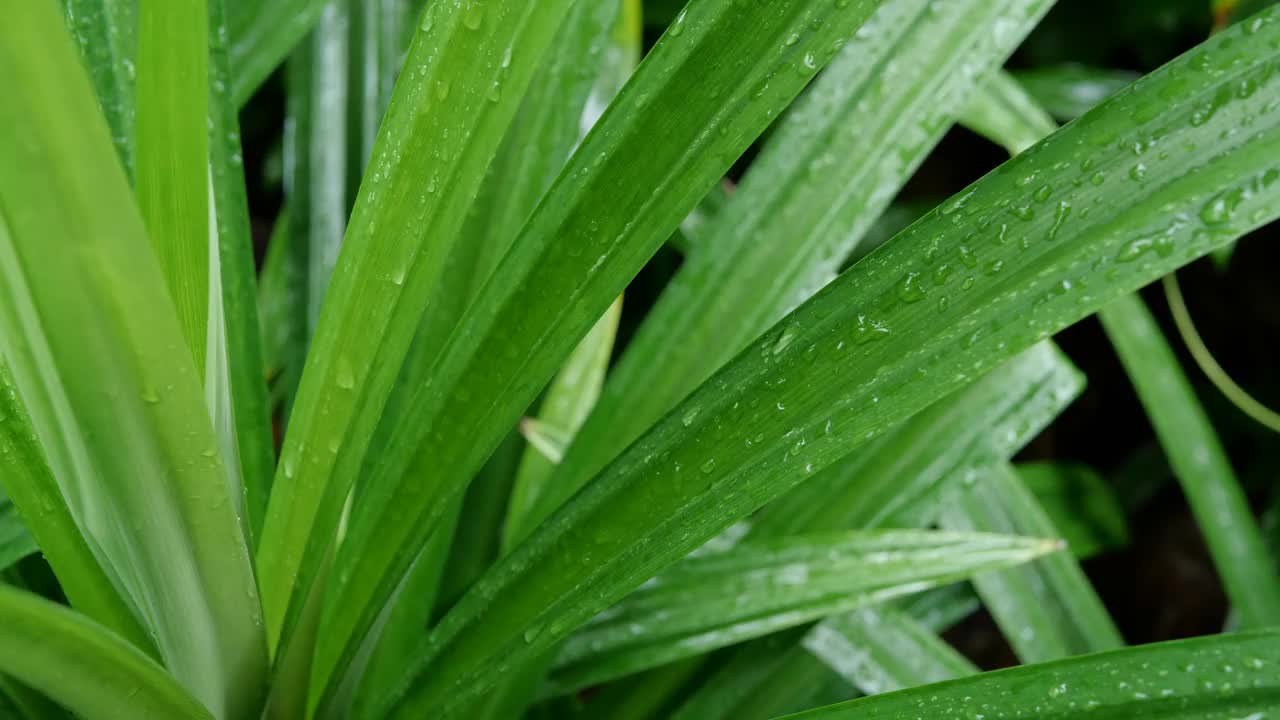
1 0 1279 719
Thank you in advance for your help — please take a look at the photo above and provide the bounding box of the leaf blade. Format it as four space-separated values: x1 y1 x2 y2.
388 13 1280 714
0 585 213 720
781 630 1280 720
548 530 1056 693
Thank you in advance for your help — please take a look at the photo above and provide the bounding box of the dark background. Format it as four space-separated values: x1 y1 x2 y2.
236 0 1280 668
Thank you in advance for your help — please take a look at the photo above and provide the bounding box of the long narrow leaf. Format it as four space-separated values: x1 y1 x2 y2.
803 604 977 695
135 0 210 372
504 297 623 547
783 630 1280 720
663 341 1081 720
328 3 889 712
0 483 35 574
0 366 152 655
0 4 266 716
668 586 978 720
548 530 1056 693
1020 462 1129 559
207 0 276 544
940 461 1124 661
1015 64 1140 119
959 70 1060 155
0 586 212 720
58 0 136 177
963 67 1280 629
538 0 1058 524
257 0 583 661
1101 293 1280 627
228 0 330 106
754 341 1082 536
385 13 1280 715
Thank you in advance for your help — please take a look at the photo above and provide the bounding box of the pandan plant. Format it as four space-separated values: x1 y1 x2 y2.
0 0 1278 718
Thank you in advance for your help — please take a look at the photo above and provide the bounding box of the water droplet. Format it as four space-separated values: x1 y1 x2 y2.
896 271 927 303
772 324 799 355
462 4 485 30
681 407 700 427
1201 187 1243 225
700 459 717 474
336 356 356 390
852 315 890 344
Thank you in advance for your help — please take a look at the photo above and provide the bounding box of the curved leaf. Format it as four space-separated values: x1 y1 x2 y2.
135 0 210 372
548 530 1056 694
963 64 1280 630
782 630 1280 720
256 0 583 659
940 462 1123 661
0 365 151 656
208 0 275 545
1101 293 1280 627
389 12 1280 717
0 484 36 574
803 604 976 696
537 0 1058 524
0 4 266 716
326 2 888 713
1015 64 1140 119
0 586 212 720
58 0 136 177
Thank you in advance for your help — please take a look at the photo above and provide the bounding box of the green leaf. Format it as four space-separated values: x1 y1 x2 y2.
539 0 1058 520
662 341 1080 720
257 209 292 400
1014 64 1139 119
0 484 36 574
0 585 213 720
959 70 1060 155
0 365 152 656
940 461 1124 661
324 2 889 713
207 0 275 545
667 586 976 720
135 0 210 373
546 530 1057 694
781 630 1280 719
347 0 417 173
266 1 353 423
0 3 265 716
1020 462 1129 559
386 11 1280 715
256 0 584 662
0 675 68 720
1101 292 1280 627
965 65 1280 631
312 1 643 713
803 603 977 695
504 296 623 546
753 341 1083 536
58 0 136 178
227 0 329 107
